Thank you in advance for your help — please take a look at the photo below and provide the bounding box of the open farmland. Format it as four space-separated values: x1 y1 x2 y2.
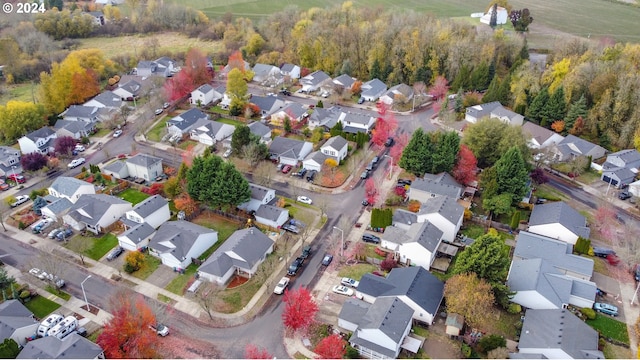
171 0 640 43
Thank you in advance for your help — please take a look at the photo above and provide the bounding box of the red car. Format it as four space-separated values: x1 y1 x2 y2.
0 181 9 191
282 165 292 174
7 173 26 184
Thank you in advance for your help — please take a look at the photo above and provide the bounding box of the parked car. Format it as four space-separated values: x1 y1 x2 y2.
384 137 394 147
366 162 375 171
279 89 292 96
29 268 44 278
274 277 290 295
297 196 312 204
282 165 292 174
76 327 88 337
357 97 365 104
10 195 30 208
593 247 616 258
56 228 73 241
296 168 307 178
362 199 369 206
223 149 232 158
7 173 26 184
48 228 63 239
67 157 86 169
150 323 170 336
51 275 65 288
106 246 124 261
332 285 354 297
633 264 640 282
33 218 54 234
287 257 304 276
0 181 9 191
282 224 300 234
360 170 370 179
362 233 381 244
113 129 123 138
74 144 85 152
341 277 360 288
619 191 632 200
154 108 163 116
163 102 170 109
397 179 412 186
301 245 312 259
321 253 333 266
594 302 619 316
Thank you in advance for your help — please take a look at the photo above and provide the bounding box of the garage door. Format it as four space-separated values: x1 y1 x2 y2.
603 175 618 187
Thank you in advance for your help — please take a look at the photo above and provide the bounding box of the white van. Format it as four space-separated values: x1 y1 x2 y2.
46 316 78 339
37 314 63 337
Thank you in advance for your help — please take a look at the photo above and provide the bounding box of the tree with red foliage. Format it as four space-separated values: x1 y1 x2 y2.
245 344 273 359
164 48 211 101
20 152 48 171
314 334 347 359
54 136 76 156
380 253 398 271
227 51 247 74
96 290 159 359
529 167 549 185
371 102 398 147
429 75 449 101
389 133 408 164
146 183 164 195
452 145 477 185
282 287 318 332
365 178 378 205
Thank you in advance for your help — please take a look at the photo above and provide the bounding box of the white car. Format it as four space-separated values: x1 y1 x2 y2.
113 129 123 138
332 285 354 297
274 277 290 295
154 108 163 116
10 195 30 208
74 144 85 152
340 277 360 288
68 158 86 168
223 149 232 158
29 268 43 277
296 196 312 205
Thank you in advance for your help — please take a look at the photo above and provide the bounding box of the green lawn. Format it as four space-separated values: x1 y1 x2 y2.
164 264 197 295
44 286 71 301
147 118 169 142
118 188 150 205
460 224 485 239
92 127 112 138
23 295 62 318
131 253 161 280
577 169 602 185
338 263 378 280
533 184 568 202
0 83 36 105
191 212 242 242
587 314 629 345
84 233 119 261
216 118 243 127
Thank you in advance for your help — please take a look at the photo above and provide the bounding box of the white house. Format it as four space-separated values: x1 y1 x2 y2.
198 227 274 285
320 135 348 162
299 70 331 93
254 204 289 229
379 83 414 105
333 74 356 90
480 6 508 25
18 127 57 155
54 120 96 140
59 105 102 123
514 309 604 359
360 79 387 102
527 201 590 245
190 84 215 106
270 103 308 126
308 107 341 130
166 108 209 136
83 90 123 110
238 183 276 213
122 195 170 230
0 300 39 347
600 149 640 188
149 220 218 269
522 121 565 149
553 134 607 162
112 80 142 100
465 101 524 126
48 177 95 204
125 153 163 181
280 63 301 80
269 137 313 166
252 63 282 86
0 146 21 178
394 195 464 243
249 95 286 118
189 120 235 146
133 57 175 78
338 111 377 134
118 222 156 252
302 151 329 173
380 222 444 270
63 194 132 234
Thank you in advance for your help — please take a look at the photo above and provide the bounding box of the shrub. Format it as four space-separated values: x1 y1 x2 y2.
18 221 25 230
123 262 136 273
574 237 591 255
345 345 359 359
478 334 506 353
380 254 397 272
461 343 472 358
385 194 404 206
507 303 522 314
581 307 596 320
19 290 31 301
407 200 421 212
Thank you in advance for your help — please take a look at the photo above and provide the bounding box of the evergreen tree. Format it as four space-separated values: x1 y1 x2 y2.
451 65 471 91
494 146 530 205
564 94 588 130
470 62 490 91
432 131 460 174
453 232 510 286
482 76 500 103
525 87 549 124
518 38 530 61
454 88 464 113
187 156 224 202
488 59 496 85
370 58 381 80
545 86 567 123
496 73 512 106
231 125 251 154
217 162 251 209
399 128 433 176
329 122 343 137
489 3 498 28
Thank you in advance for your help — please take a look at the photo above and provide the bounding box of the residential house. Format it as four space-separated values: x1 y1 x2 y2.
320 135 348 162
40 198 73 221
238 183 276 213
394 195 464 243
86 11 105 26
198 227 274 285
507 231 596 310
133 57 175 78
101 160 128 180
360 79 387 102
409 172 464 202
279 63 301 80
248 121 272 145
211 85 226 105
149 220 218 269
379 83 414 105
219 60 251 78
308 107 340 130
0 146 21 178
355 267 444 325
42 177 96 220
54 120 96 140
104 153 164 181
380 221 444 270
528 201 590 245
340 297 415 359
17 333 105 359
553 134 607 162
190 120 235 146
254 204 289 229
83 90 123 110
600 149 640 188
60 105 102 123
270 103 308 126
112 79 142 100
63 194 132 234
121 195 170 230
252 63 282 86
302 151 329 173
190 84 215 106
269 137 313 166
166 108 209 136
513 309 604 359
338 111 377 134
18 127 57 154
480 6 508 25
0 300 38 347
299 70 331 93
522 121 565 149
465 101 524 126
332 74 356 90
248 95 285 118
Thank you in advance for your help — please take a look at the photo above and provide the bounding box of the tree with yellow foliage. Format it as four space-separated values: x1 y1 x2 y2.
0 101 47 143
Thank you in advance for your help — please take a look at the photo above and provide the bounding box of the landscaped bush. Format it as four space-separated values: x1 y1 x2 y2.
581 307 596 320
478 334 506 353
507 303 522 314
461 343 472 358
385 194 404 206
574 237 591 255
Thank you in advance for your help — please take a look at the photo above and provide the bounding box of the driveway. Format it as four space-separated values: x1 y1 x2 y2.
146 264 178 288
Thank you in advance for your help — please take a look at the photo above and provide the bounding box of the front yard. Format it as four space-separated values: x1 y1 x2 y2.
146 117 169 142
23 295 61 318
78 233 119 261
586 313 630 345
130 253 162 280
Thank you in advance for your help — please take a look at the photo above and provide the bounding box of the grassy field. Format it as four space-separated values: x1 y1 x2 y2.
118 188 150 205
23 295 62 318
0 83 36 106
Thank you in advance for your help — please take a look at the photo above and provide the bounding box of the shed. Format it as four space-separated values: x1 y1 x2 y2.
445 313 464 337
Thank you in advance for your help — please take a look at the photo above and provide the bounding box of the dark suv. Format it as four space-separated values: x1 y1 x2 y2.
362 233 380 244
619 191 632 200
301 245 311 259
593 247 616 258
287 257 304 276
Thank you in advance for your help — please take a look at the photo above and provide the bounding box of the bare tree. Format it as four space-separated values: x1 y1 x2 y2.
32 245 67 289
316 193 329 221
65 236 92 266
241 143 263 168
194 281 222 320
120 105 132 125
255 162 273 187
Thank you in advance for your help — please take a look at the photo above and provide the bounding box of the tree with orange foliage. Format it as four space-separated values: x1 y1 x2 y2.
371 102 398 147
227 50 247 74
69 68 100 104
314 334 347 359
174 193 199 216
96 290 159 359
351 80 362 94
407 200 421 212
245 344 273 359
551 120 565 133
569 116 584 136
164 48 211 101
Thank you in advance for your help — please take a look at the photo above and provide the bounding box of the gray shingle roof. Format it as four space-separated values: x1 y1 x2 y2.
50 177 92 198
167 109 209 132
103 160 127 173
86 90 122 108
606 149 640 165
556 135 606 159
198 227 274 277
361 79 387 98
301 70 330 86
322 135 348 152
418 195 464 225
280 103 308 120
17 333 104 359
309 107 340 129
411 173 463 198
522 121 560 145
149 221 217 260
333 74 356 88
249 95 284 113
340 111 374 126
118 80 142 95
43 198 73 216
120 222 155 244
0 300 37 343
518 309 603 359
248 183 273 202
62 105 99 119
68 194 131 226
304 151 328 165
407 221 444 252
529 202 590 239
255 204 287 222
248 121 271 138
26 127 55 142
54 120 94 134
514 231 593 278
280 63 298 72
270 136 309 158
393 209 418 226
465 101 503 119
127 153 162 168
194 83 213 94
131 195 167 218
338 298 371 325
384 83 414 100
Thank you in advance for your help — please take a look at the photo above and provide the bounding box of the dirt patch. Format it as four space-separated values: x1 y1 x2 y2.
226 275 249 289
423 320 463 359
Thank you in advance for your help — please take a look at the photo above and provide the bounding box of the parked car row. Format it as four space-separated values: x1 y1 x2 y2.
29 268 65 288
48 227 73 241
287 256 305 276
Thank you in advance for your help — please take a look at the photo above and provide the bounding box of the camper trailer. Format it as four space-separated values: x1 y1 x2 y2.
37 314 64 337
46 316 78 339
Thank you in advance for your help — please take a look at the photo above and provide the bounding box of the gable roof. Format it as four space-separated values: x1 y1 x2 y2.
54 120 94 134
43 198 73 216
120 222 155 244
339 111 375 126
514 231 593 277
50 177 92 198
62 105 100 119
67 194 130 226
280 63 299 73
301 70 330 86
17 333 104 359
518 309 603 359
304 151 329 166
279 103 308 120
269 136 310 158
309 107 340 129
607 149 640 164
248 121 271 138
405 221 444 252
383 83 414 99
393 209 418 227
529 202 590 239
252 63 279 77
86 90 122 108
149 220 217 260
103 160 127 173
131 195 168 218
127 153 162 168
193 83 213 94
192 120 233 138
522 121 562 146
418 195 464 225
198 227 274 277
322 135 348 152
25 127 56 142
117 80 142 95
358 267 444 316
556 135 606 159
412 173 463 198
361 79 387 97
338 298 371 325
0 300 36 342
248 183 274 202
167 109 209 131
333 74 356 88
465 101 502 119
249 95 284 113
255 204 287 222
